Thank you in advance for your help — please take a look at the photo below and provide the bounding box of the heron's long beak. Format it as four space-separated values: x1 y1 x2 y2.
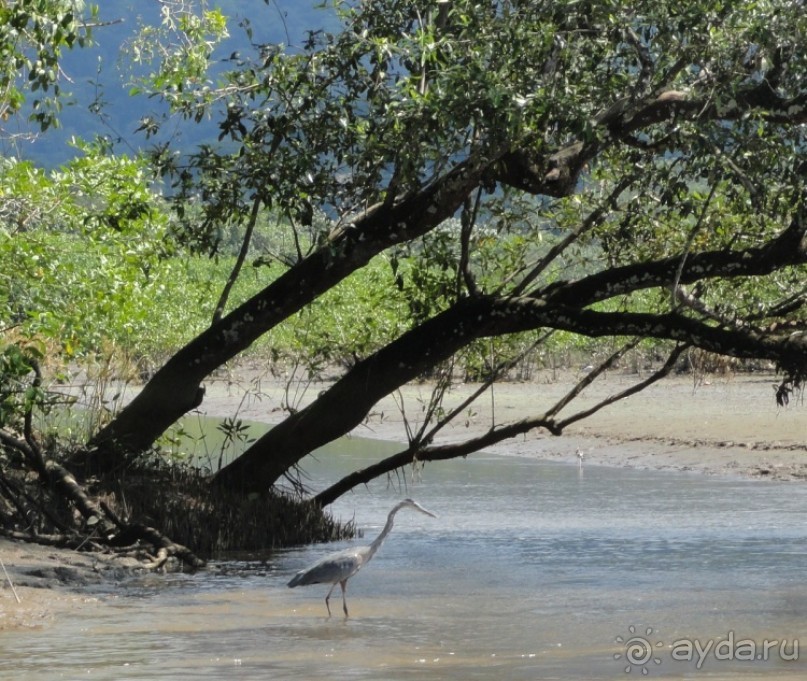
413 502 437 518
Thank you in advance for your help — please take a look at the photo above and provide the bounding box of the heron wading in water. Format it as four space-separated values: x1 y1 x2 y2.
287 498 437 616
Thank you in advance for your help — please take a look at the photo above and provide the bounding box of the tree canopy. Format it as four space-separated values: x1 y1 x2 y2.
1 0 806 560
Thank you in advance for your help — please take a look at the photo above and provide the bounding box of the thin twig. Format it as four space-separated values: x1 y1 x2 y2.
416 332 553 447
670 176 720 309
555 344 688 430
0 557 21 604
509 173 635 296
457 187 482 297
542 339 641 421
212 196 262 324
410 363 454 447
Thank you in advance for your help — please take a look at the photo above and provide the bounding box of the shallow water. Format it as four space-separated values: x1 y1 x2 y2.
3 438 807 680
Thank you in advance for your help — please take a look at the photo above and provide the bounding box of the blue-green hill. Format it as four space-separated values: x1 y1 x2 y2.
15 1 334 167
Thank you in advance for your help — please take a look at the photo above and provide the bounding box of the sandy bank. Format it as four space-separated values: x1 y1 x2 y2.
199 367 806 482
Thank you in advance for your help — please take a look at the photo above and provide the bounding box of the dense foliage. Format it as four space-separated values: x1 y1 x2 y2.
0 0 97 135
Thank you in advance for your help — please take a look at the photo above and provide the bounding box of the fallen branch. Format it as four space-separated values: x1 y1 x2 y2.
0 527 102 550
0 444 206 570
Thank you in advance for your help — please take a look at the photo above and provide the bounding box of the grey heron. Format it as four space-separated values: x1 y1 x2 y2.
287 498 437 617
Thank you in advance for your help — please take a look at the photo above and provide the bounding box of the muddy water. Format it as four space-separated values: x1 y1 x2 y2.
3 438 807 679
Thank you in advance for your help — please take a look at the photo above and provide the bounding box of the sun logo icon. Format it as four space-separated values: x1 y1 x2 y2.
614 626 664 675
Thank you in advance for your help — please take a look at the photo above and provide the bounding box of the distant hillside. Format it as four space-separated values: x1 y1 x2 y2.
13 1 335 167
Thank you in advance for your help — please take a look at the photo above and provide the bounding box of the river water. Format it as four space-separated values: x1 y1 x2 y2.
3 437 807 680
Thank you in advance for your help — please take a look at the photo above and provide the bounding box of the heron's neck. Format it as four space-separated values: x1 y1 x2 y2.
366 503 404 559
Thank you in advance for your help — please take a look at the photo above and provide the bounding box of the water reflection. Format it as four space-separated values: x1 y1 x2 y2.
3 440 807 680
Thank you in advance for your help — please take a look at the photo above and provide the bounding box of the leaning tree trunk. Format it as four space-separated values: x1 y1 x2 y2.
76 151 502 473
213 215 807 495
214 295 807 495
75 84 806 475
212 297 496 492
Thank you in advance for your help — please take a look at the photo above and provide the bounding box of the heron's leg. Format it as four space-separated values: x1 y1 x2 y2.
324 582 338 617
340 579 349 617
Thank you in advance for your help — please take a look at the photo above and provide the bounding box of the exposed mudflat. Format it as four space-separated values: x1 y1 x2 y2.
199 366 807 482
0 540 142 630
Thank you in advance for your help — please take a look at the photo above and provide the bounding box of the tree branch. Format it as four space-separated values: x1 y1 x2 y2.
509 303 807 372
542 339 641 421
315 343 686 506
212 196 261 325
84 146 504 465
495 85 807 198
554 344 687 431
541 212 807 306
511 173 636 296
